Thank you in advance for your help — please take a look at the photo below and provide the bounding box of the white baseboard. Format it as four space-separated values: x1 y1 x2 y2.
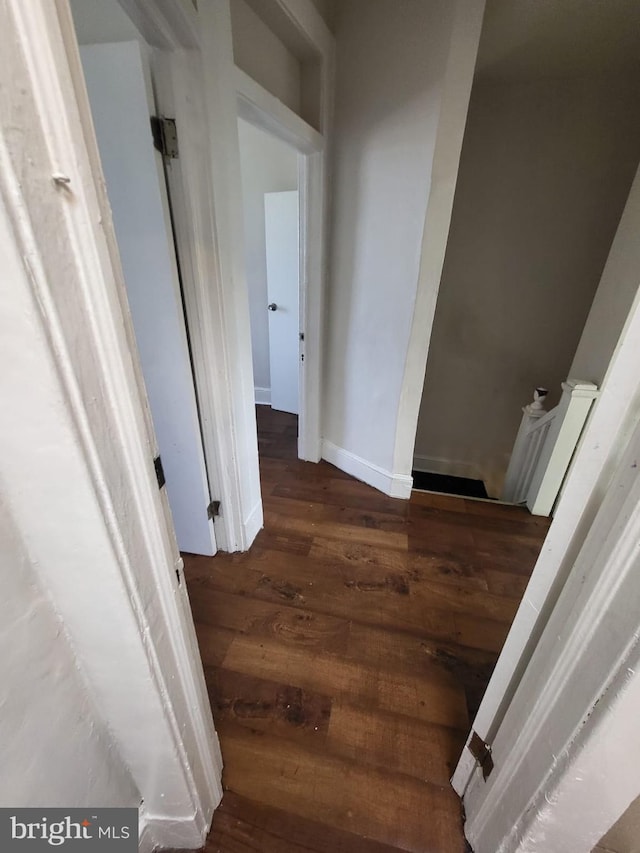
322 440 413 499
412 453 484 483
243 499 264 548
139 814 207 853
254 386 271 405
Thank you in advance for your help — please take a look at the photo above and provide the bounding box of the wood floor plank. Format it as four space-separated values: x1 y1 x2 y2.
272 479 410 517
253 527 313 556
221 633 469 730
409 491 471 513
183 552 264 595
484 568 531 599
463 498 551 529
408 549 489 591
251 562 462 639
470 528 543 576
207 792 405 853
263 509 409 551
217 724 466 853
327 703 465 786
407 577 519 624
206 667 332 746
185 406 549 853
192 586 351 652
193 622 235 668
410 500 549 542
207 808 318 853
347 621 497 683
309 536 409 573
452 612 512 654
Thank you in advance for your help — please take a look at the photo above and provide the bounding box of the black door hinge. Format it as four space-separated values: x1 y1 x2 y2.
207 500 221 519
154 455 166 489
150 116 179 158
468 731 494 780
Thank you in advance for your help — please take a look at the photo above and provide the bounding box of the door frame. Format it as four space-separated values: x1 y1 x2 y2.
460 321 640 850
453 166 640 794
234 65 327 459
78 38 217 557
118 0 258 551
391 0 486 479
4 0 222 847
452 167 640 847
130 0 334 550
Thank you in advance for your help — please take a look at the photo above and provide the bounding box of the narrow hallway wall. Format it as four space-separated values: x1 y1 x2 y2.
0 503 138 807
324 0 458 480
414 74 640 497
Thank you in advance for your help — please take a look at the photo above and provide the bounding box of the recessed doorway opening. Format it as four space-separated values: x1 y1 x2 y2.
70 0 217 556
238 118 301 440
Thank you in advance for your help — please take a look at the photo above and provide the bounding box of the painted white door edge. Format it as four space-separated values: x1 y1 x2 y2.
79 40 216 556
124 0 334 549
4 0 222 845
265 190 300 415
152 49 244 551
392 0 486 479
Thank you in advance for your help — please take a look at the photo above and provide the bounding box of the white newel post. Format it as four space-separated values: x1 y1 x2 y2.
502 388 549 503
526 379 599 516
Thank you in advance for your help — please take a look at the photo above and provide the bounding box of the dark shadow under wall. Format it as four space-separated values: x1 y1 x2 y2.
411 470 489 499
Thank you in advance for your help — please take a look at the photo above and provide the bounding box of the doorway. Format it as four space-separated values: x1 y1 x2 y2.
237 118 301 431
70 0 216 556
411 3 640 505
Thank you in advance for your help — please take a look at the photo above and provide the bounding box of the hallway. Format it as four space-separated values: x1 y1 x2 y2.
183 407 550 852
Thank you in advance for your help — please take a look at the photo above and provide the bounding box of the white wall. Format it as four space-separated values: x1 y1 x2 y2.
0 172 219 843
230 0 301 114
1 0 222 840
238 118 298 403
571 164 640 386
0 501 138 807
413 74 640 497
324 0 458 480
596 795 640 853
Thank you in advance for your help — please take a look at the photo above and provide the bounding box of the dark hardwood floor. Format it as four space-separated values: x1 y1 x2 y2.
182 406 551 852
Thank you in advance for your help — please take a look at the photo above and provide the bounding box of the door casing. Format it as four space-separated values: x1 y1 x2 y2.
2 0 223 847
453 166 640 851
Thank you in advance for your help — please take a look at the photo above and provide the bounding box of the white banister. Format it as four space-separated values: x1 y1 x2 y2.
502 380 599 515
502 387 550 504
526 379 599 515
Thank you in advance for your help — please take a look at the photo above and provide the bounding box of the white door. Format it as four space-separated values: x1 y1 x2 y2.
265 191 300 415
80 41 216 556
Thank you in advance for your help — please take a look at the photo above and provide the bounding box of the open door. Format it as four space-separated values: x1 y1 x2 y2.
452 166 640 850
265 190 300 416
79 40 216 556
454 407 640 852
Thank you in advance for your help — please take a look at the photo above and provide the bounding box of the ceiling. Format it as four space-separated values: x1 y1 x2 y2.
475 0 640 80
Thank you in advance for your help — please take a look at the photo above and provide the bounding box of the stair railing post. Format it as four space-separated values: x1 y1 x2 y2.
502 388 549 503
526 379 599 516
